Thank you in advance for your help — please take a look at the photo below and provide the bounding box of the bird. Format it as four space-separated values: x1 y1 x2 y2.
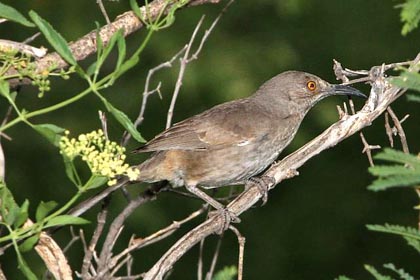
133 71 365 211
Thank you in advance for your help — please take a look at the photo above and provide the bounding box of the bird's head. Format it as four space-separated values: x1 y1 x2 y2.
254 71 365 112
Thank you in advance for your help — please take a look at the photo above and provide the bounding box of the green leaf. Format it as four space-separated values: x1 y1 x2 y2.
367 174 420 191
29 10 76 65
391 71 420 92
0 2 35 27
212 266 237 280
17 254 37 280
367 224 420 251
32 123 65 146
84 175 108 190
367 224 420 239
114 55 139 79
397 0 420 35
116 32 126 71
14 199 29 228
374 148 420 167
383 263 415 280
62 155 79 187
130 0 143 19
0 79 11 99
36 200 58 221
368 165 417 176
45 215 90 228
19 234 40 253
101 97 145 143
403 235 420 253
4 204 20 225
99 29 122 67
364 265 394 280
0 180 19 224
406 93 420 102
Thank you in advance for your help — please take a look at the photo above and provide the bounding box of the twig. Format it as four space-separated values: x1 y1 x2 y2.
81 198 109 278
120 46 187 146
384 112 394 147
386 107 409 153
229 226 245 280
360 133 381 167
22 32 41 44
99 110 109 140
62 227 81 253
23 219 73 280
334 61 380 168
204 236 223 280
0 266 5 280
96 190 160 278
6 0 222 89
112 206 206 267
197 237 205 280
1 104 14 141
166 15 205 128
0 39 47 58
97 0 111 24
67 178 130 218
166 0 234 128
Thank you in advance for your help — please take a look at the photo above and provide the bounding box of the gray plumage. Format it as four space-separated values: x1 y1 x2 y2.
133 71 364 207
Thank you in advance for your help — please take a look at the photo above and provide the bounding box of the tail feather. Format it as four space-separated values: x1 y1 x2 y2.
137 151 169 183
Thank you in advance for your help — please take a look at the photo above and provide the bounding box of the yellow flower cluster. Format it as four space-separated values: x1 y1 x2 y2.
59 129 140 186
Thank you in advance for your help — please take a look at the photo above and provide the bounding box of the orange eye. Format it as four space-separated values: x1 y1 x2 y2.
307 81 317 91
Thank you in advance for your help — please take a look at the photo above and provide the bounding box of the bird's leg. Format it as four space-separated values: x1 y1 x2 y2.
245 176 276 206
185 185 240 234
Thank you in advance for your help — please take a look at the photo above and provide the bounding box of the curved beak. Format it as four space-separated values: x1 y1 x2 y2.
326 84 366 98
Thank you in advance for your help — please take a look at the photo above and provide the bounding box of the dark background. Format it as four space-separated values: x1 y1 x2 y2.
1 0 420 279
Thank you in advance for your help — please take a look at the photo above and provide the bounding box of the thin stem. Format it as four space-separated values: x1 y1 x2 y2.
0 86 92 133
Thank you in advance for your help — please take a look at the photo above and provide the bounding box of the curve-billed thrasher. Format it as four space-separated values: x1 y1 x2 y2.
134 71 364 210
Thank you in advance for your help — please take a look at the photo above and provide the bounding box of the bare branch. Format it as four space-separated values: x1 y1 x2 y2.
97 0 111 24
21 219 73 280
166 15 205 128
142 54 419 280
96 189 162 278
0 39 47 58
112 206 206 266
81 199 109 278
6 0 222 89
229 226 245 280
166 0 233 128
204 236 222 280
386 107 410 153
360 133 381 166
120 45 187 146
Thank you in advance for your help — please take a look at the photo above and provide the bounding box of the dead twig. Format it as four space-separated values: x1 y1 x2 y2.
120 45 187 146
97 0 111 24
166 0 234 128
229 226 245 280
386 106 409 153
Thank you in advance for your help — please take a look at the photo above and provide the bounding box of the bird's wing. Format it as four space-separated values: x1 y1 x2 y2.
134 99 270 153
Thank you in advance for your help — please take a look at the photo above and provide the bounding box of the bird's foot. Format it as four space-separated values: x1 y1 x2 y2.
246 176 275 206
209 207 241 235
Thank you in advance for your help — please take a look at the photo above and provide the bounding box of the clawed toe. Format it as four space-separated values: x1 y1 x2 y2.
209 208 240 234
246 176 275 206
